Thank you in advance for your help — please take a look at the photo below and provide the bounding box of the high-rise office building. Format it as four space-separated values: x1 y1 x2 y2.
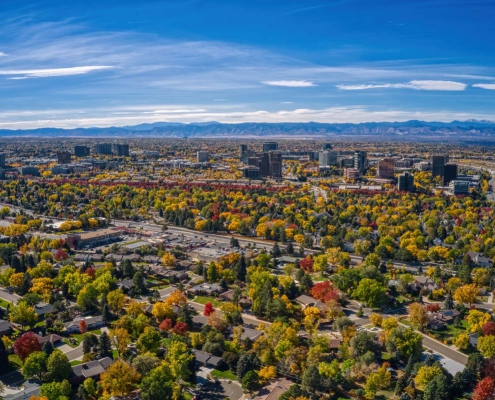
377 158 395 179
197 151 209 163
241 166 261 179
354 151 367 172
432 155 447 177
322 143 333 150
74 146 90 157
398 172 415 192
112 144 130 156
57 151 72 165
262 141 278 153
95 143 113 155
319 151 338 166
239 145 248 159
269 151 282 179
443 163 458 185
0 153 5 168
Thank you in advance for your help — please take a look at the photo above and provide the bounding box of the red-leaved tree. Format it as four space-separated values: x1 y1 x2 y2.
159 319 173 332
426 303 441 313
472 377 495 400
482 322 495 337
14 332 42 361
79 320 88 334
299 256 314 273
311 281 339 302
172 322 189 336
54 248 68 261
204 302 214 316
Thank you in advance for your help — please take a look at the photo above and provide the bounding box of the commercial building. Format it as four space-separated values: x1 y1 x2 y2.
432 155 448 178
70 228 122 248
197 151 209 163
112 144 129 156
241 166 261 180
269 151 282 179
322 143 333 150
74 145 90 157
262 141 278 152
57 151 72 164
449 180 470 195
0 153 5 167
354 151 367 172
344 168 361 180
239 144 248 158
95 143 113 155
398 172 415 192
18 166 40 176
443 163 458 185
376 158 395 179
319 150 338 166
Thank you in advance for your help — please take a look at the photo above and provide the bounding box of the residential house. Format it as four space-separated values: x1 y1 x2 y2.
65 315 105 333
35 333 63 346
34 303 54 318
254 378 294 400
192 349 223 368
295 294 334 314
188 283 224 296
228 327 263 342
468 252 494 268
0 320 12 336
427 309 461 330
411 276 438 294
69 357 114 384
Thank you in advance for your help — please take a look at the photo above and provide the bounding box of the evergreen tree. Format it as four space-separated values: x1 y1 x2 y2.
271 242 282 258
0 339 8 374
98 332 112 358
444 292 455 310
42 341 54 356
102 304 111 322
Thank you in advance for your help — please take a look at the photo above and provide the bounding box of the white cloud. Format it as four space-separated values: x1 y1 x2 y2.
0 52 7 57
262 80 315 87
0 66 114 79
473 83 495 90
337 80 467 91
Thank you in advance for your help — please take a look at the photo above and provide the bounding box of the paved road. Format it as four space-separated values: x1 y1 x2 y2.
65 344 84 361
421 334 468 365
0 288 20 304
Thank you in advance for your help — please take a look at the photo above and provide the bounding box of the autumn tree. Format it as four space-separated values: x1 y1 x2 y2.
100 360 141 397
9 302 38 330
352 278 387 309
14 332 42 361
203 302 214 316
414 365 443 389
409 303 429 331
453 284 479 306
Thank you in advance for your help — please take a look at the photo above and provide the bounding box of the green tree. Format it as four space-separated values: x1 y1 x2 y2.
46 350 71 382
352 278 387 308
141 363 174 400
22 351 47 381
136 327 162 354
386 327 423 361
40 380 72 400
9 302 38 330
242 370 260 393
98 331 112 358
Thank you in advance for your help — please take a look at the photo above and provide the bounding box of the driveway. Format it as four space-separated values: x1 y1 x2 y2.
0 288 20 304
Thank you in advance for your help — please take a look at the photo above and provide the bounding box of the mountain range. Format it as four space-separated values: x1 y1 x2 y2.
2 120 495 142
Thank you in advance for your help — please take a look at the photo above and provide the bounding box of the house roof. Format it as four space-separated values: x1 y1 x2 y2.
36 333 63 345
71 357 114 379
34 303 54 315
0 319 12 332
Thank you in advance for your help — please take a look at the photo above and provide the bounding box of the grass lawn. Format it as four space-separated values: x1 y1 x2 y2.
311 274 329 282
8 354 22 370
34 320 46 328
0 298 11 308
194 296 223 307
70 360 82 366
381 352 394 361
67 328 103 347
212 369 237 380
112 349 119 359
430 320 468 344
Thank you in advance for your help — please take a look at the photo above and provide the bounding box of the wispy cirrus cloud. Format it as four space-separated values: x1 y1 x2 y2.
262 80 315 87
0 52 7 57
473 83 495 90
337 80 467 91
0 66 114 79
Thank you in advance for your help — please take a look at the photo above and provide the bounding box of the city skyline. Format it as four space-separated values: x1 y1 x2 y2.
1 0 495 129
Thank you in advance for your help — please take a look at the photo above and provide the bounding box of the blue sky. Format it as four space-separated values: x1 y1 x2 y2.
1 0 495 128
